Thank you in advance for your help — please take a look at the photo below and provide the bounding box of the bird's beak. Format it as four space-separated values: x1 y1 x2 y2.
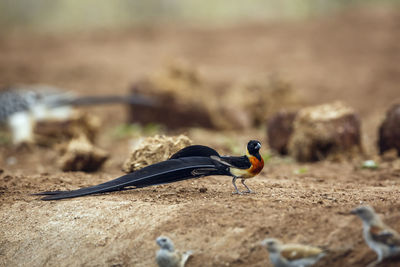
255 143 261 150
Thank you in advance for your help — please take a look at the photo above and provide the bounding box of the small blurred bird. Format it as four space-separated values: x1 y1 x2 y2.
0 85 154 144
156 236 192 267
351 206 400 266
261 238 326 267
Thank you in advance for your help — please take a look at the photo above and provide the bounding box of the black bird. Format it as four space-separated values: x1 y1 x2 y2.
36 140 264 200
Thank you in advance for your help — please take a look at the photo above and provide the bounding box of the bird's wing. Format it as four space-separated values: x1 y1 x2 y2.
211 155 251 169
170 145 220 159
280 244 324 261
36 157 224 201
370 225 400 247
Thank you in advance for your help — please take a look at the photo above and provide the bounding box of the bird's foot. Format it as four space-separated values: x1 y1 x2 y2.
243 189 255 194
232 190 243 195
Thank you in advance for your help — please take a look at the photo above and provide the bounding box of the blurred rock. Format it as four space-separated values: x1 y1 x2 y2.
378 104 400 156
123 134 192 173
34 111 100 146
128 62 215 129
381 149 398 162
267 110 297 155
288 102 362 162
128 63 300 130
59 135 109 172
232 75 301 126
206 91 251 130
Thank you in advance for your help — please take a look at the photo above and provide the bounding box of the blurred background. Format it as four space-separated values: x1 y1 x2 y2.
0 0 399 151
0 0 398 31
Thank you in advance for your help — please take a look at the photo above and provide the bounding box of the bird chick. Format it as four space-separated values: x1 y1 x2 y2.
261 238 325 267
351 206 400 266
156 236 192 267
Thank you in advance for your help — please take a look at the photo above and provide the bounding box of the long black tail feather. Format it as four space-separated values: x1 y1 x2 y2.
52 94 156 108
37 156 227 200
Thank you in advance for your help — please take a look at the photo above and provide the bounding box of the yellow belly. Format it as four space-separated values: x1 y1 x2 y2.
229 167 255 179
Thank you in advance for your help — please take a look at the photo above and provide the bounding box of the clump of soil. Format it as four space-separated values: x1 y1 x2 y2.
59 135 109 172
129 63 301 131
122 134 193 172
378 104 400 156
288 101 362 162
267 110 297 155
34 111 101 146
206 75 300 130
129 62 215 129
231 75 301 127
150 60 204 101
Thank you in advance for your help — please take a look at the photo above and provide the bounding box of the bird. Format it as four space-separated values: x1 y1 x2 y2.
351 206 400 266
155 236 192 267
35 140 264 200
261 238 326 267
0 85 154 144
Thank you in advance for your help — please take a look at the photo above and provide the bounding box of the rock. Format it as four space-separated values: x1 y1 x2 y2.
59 135 109 172
128 62 215 129
378 104 400 156
122 134 193 173
34 112 100 146
267 110 297 155
288 102 362 162
199 187 207 193
128 63 301 130
381 149 398 162
231 75 301 126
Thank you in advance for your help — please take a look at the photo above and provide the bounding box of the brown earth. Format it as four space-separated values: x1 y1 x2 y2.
1 6 400 267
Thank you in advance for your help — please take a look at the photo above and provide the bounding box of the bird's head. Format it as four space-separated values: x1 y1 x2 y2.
247 140 261 156
351 206 378 224
261 238 281 253
156 236 175 252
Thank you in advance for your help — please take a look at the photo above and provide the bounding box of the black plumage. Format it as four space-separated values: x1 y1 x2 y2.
217 156 251 169
35 141 263 200
36 146 228 200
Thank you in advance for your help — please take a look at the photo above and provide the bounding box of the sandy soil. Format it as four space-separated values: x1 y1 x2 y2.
1 6 400 267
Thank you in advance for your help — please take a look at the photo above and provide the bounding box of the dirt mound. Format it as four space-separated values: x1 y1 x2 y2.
122 134 193 172
378 104 400 156
59 135 109 172
130 63 300 130
288 102 362 162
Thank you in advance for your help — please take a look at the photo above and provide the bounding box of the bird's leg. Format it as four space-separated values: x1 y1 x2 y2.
232 177 242 194
241 179 254 194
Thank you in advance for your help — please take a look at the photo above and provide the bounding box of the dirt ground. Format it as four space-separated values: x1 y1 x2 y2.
1 6 400 267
